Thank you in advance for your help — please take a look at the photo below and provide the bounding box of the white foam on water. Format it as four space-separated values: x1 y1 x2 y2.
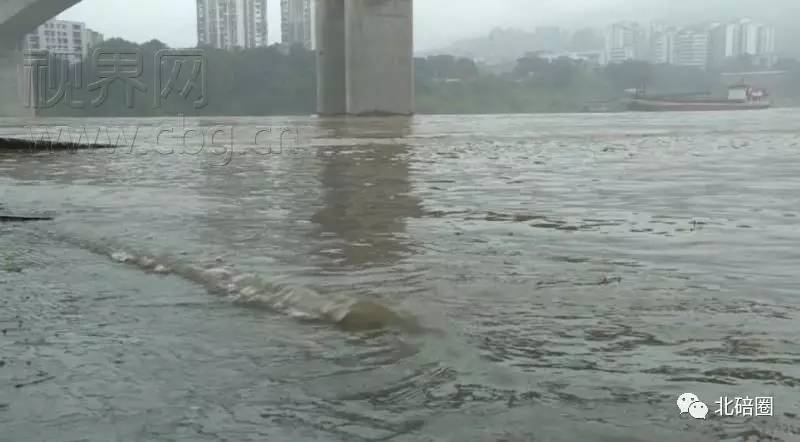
53 233 414 331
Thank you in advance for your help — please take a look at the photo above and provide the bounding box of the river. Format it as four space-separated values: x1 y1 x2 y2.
1 111 800 441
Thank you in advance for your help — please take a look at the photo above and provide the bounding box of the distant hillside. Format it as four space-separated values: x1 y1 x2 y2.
421 0 800 62
420 27 603 65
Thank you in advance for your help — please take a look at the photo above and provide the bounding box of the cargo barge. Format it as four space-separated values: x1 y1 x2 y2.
627 84 770 112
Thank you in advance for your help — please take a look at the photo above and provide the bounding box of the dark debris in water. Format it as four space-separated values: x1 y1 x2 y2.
703 368 800 387
0 137 115 152
14 374 55 389
480 211 609 232
0 215 54 222
484 211 546 223
667 376 738 386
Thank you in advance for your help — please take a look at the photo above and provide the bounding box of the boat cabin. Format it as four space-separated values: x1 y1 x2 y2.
728 85 748 102
728 84 768 103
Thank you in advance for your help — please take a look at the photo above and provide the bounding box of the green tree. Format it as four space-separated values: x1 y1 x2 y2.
604 60 653 91
513 54 549 78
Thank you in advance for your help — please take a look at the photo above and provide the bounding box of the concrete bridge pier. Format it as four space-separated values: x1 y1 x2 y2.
316 0 347 115
1 0 83 118
0 48 35 119
316 0 414 116
345 0 413 116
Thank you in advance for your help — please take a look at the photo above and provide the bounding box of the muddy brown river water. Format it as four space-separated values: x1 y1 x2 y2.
1 111 800 441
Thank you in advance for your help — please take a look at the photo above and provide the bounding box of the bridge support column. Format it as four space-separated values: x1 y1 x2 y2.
344 0 413 116
0 48 35 119
315 0 414 116
316 0 347 115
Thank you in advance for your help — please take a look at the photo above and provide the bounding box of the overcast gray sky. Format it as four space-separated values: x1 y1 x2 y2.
56 0 632 50
58 0 793 51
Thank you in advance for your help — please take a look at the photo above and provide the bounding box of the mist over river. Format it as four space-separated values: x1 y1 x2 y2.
2 111 800 441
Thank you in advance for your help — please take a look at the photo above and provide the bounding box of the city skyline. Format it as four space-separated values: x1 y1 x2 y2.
52 0 798 54
51 0 790 66
604 18 777 69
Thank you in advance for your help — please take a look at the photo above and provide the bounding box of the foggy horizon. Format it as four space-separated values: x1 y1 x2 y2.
56 0 798 52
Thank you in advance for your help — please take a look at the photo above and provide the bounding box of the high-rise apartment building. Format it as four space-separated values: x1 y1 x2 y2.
605 22 646 63
196 0 268 50
281 0 312 49
673 28 709 68
650 24 676 64
708 22 737 67
756 25 776 56
22 19 104 64
737 19 760 55
649 24 708 68
708 19 776 67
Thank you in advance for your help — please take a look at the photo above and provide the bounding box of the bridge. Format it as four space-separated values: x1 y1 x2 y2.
0 0 414 117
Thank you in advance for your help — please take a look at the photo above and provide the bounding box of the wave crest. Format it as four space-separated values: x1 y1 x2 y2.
74 236 420 332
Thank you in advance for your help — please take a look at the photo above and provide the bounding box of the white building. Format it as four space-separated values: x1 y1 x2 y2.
737 19 761 55
281 0 313 49
709 22 737 67
85 29 104 49
22 19 104 64
648 24 709 69
650 24 677 64
196 0 268 50
673 29 709 68
757 25 776 55
605 22 646 64
709 19 776 67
